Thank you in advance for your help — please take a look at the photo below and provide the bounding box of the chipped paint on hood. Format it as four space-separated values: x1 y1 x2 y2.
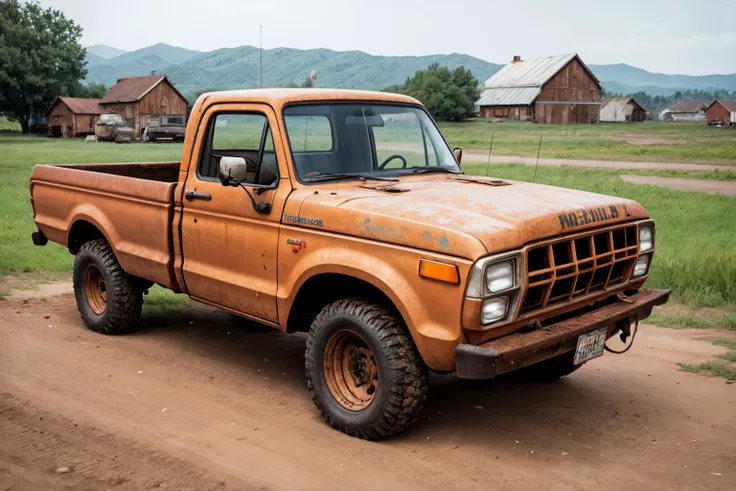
293 176 648 260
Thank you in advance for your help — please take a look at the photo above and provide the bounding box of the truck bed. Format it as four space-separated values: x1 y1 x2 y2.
30 162 181 289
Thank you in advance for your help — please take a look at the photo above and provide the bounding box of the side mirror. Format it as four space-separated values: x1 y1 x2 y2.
219 156 248 186
452 147 463 165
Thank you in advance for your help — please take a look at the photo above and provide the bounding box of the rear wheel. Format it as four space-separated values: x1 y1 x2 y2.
73 239 143 334
305 298 429 440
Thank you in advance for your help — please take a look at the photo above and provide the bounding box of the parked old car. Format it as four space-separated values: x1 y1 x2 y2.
95 114 135 143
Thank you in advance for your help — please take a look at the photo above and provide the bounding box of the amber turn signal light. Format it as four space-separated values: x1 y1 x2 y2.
419 259 460 284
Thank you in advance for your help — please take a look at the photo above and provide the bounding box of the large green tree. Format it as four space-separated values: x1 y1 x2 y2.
386 63 479 121
0 0 86 133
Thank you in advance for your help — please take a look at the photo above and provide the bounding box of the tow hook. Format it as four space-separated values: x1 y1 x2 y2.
616 292 634 304
605 319 639 355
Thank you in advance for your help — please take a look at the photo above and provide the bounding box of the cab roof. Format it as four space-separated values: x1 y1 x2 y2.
197 88 422 110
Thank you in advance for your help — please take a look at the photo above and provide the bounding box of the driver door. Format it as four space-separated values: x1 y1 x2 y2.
180 104 291 323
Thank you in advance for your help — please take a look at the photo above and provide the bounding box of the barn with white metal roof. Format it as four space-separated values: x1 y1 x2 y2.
476 54 601 124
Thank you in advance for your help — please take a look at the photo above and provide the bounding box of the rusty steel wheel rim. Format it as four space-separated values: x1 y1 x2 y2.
323 330 379 411
84 264 108 315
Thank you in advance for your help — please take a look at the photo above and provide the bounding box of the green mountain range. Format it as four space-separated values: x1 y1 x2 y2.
84 43 736 102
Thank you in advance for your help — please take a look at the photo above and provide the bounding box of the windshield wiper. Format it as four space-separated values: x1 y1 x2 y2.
407 167 461 175
303 172 399 182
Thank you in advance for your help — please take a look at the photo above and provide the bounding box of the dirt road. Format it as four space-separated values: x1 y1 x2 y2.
461 152 731 171
620 175 736 196
1 292 734 491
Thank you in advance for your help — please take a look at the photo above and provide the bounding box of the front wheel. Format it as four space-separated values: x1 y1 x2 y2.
73 239 143 334
305 298 429 440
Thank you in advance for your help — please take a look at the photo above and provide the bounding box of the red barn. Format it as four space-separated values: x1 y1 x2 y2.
705 100 736 127
99 75 189 139
45 97 104 138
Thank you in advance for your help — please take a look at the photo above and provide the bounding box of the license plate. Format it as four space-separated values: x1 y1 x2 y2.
574 328 607 365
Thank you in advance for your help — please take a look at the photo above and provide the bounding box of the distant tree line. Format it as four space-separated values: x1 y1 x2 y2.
384 63 479 121
603 88 736 115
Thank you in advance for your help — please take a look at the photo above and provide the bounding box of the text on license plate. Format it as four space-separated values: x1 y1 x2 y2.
574 327 607 365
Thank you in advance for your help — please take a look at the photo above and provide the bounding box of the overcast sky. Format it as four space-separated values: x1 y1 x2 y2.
42 0 736 75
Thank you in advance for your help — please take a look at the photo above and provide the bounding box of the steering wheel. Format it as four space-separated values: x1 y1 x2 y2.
379 154 407 169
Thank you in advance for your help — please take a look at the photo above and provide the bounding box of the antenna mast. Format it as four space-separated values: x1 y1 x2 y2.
260 25 263 88
486 134 494 177
533 133 543 183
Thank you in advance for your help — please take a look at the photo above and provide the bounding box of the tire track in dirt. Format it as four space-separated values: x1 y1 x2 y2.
0 392 250 491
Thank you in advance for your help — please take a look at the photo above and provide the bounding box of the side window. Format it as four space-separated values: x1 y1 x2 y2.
198 113 279 186
211 113 265 151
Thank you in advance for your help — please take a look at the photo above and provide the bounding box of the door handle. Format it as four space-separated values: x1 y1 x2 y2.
185 190 212 201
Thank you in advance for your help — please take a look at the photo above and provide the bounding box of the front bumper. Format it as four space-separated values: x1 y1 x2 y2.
455 288 670 379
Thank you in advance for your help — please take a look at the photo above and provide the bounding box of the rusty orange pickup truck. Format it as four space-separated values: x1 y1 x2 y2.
29 89 669 439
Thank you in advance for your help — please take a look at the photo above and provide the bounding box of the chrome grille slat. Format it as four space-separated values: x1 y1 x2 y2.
519 224 639 316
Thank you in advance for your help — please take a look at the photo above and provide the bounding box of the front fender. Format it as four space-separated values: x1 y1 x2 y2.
277 229 473 370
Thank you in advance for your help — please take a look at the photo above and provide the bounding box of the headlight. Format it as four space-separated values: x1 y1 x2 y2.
467 254 520 299
467 252 521 328
485 260 515 293
633 254 650 277
639 226 653 252
481 297 508 324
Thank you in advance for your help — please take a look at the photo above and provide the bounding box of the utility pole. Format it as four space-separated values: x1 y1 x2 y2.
260 25 263 88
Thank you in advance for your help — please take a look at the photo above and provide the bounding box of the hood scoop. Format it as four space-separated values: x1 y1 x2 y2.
360 183 411 193
449 175 511 187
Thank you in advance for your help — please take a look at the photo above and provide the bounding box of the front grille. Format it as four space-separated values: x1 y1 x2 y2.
519 224 639 315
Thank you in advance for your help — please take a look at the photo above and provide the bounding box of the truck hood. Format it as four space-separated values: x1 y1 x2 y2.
292 175 648 259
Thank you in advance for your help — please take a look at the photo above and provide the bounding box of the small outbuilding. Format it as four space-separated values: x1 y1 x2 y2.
600 97 646 123
705 100 736 127
99 75 188 139
662 100 708 123
476 53 602 124
45 97 104 138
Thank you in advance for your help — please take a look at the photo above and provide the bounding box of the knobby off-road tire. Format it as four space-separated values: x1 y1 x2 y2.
520 351 582 382
73 239 143 334
305 298 429 440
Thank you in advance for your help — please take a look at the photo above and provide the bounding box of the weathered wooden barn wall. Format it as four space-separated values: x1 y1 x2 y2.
138 81 188 116
480 105 530 120
535 58 600 124
47 104 74 137
706 101 736 127
706 103 729 123
46 103 99 137
629 105 645 122
74 114 99 135
101 102 138 132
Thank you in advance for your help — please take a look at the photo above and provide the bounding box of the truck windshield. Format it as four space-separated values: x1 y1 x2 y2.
283 104 461 182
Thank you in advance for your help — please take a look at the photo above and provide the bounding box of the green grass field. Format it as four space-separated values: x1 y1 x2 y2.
1 130 734 327
438 120 736 164
0 116 21 131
